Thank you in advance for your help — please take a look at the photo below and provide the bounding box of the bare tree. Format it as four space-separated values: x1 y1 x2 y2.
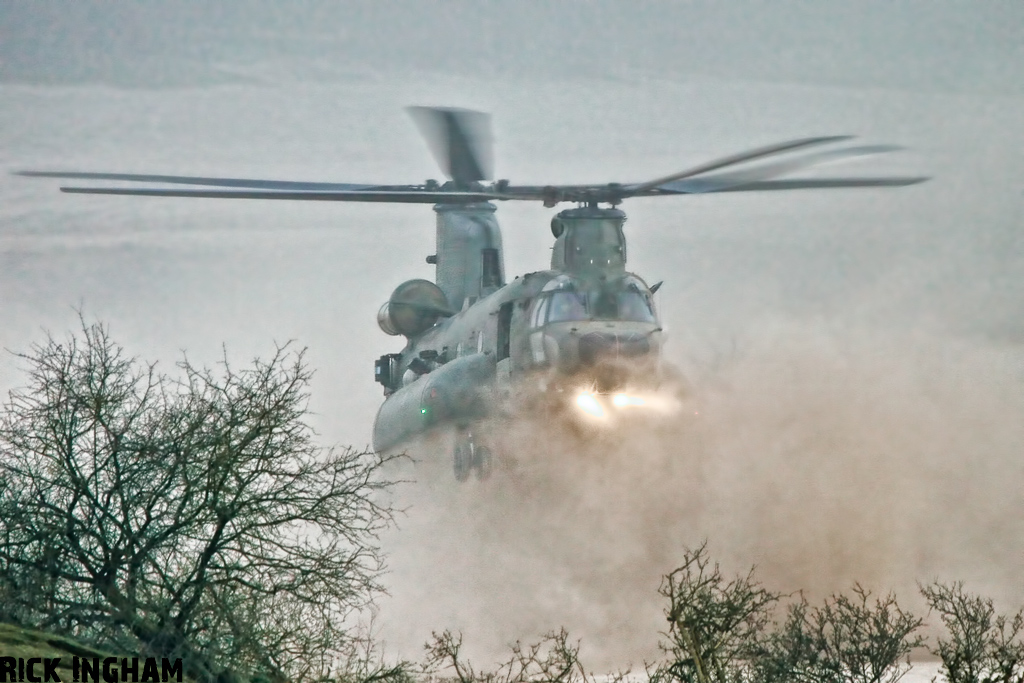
921 582 1024 683
329 623 417 683
753 585 923 683
423 628 626 683
0 321 397 683
649 542 780 683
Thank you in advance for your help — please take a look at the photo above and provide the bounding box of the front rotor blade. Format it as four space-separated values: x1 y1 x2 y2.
657 145 903 194
16 171 375 191
625 136 853 196
694 177 930 192
58 187 502 203
408 107 493 183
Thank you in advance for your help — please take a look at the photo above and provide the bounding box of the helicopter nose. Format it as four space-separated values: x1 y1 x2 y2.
576 331 654 366
577 332 651 365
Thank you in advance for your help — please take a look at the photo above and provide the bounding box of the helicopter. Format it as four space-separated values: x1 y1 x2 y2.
19 107 926 480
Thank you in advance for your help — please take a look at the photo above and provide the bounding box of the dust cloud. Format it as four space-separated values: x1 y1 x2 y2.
376 326 1024 669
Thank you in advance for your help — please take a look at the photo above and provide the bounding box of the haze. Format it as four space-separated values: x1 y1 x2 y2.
2 0 1022 670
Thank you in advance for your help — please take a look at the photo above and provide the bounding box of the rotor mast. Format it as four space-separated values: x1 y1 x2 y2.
408 107 509 312
549 205 628 282
432 201 505 311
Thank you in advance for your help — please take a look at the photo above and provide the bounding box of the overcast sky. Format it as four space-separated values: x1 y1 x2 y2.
3 1 1022 92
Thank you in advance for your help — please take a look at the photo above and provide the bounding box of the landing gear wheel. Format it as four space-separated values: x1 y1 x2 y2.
453 433 473 482
453 429 493 482
473 445 493 481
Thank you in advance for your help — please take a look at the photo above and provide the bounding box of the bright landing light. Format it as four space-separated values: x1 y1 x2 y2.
574 392 605 418
612 393 645 408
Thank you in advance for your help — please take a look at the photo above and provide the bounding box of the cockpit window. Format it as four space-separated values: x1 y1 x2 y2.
531 297 550 327
547 291 588 322
608 291 656 323
536 284 656 325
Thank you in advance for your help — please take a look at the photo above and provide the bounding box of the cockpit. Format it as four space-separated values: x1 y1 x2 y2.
531 275 657 326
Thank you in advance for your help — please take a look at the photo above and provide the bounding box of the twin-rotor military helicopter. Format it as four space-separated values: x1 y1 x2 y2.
21 107 926 480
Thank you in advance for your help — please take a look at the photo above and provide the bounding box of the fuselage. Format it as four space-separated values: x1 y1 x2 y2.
371 267 662 451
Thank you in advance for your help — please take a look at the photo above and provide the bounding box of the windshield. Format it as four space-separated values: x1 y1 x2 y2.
606 290 656 323
538 287 656 325
547 291 588 322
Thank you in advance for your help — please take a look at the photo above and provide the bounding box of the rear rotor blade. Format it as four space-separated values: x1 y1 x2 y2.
408 107 493 183
59 187 502 204
625 136 853 196
16 170 375 191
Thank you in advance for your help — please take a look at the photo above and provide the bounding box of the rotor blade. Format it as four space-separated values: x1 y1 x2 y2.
677 177 930 193
58 187 501 203
408 106 493 183
494 176 927 205
657 145 903 194
16 170 375 191
624 136 853 196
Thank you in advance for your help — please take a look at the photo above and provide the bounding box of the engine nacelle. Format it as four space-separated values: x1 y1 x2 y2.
377 279 452 337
